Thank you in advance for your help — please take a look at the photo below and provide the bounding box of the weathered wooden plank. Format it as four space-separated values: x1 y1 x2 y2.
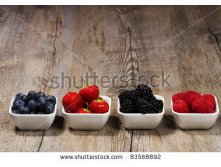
39 6 132 152
199 6 221 151
1 6 221 152
0 6 58 151
116 6 184 152
126 6 221 151
173 6 221 152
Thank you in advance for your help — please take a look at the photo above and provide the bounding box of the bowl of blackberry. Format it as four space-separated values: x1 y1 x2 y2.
117 84 164 129
9 91 57 130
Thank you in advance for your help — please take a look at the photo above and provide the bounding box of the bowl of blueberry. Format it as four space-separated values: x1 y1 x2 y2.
9 91 57 130
117 84 165 129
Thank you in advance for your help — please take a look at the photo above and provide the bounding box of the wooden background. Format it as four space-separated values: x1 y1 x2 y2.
0 6 221 152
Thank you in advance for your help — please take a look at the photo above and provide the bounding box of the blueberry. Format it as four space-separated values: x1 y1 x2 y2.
19 106 30 114
27 91 37 100
15 93 27 102
13 100 25 110
45 103 55 114
38 96 47 105
37 96 47 111
38 112 45 115
12 105 17 111
46 95 56 104
28 99 37 111
30 110 38 114
12 110 20 114
37 92 46 99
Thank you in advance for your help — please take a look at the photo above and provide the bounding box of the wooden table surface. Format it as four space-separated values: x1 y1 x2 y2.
0 6 221 152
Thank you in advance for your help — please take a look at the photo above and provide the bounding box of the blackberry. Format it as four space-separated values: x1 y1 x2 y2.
130 90 139 100
118 85 162 114
118 90 138 101
136 97 152 114
118 90 131 99
118 89 139 113
150 99 163 113
119 98 135 113
135 84 154 101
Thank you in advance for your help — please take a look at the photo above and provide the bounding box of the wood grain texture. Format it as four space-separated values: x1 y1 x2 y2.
130 6 221 152
0 6 58 151
0 6 221 152
38 6 132 152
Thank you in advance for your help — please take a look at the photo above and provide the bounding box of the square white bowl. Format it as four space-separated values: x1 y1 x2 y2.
9 97 57 130
117 95 165 129
171 96 219 129
62 96 111 130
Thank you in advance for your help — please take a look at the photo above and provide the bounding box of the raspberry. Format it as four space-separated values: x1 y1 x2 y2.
173 100 189 113
185 91 201 106
172 92 185 103
191 96 215 113
203 94 215 110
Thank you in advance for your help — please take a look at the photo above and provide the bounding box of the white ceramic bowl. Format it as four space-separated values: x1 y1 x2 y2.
171 96 219 129
117 95 165 129
9 97 57 130
62 96 111 130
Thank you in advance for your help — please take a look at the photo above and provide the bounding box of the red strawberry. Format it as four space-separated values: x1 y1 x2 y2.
173 100 190 113
191 96 215 113
89 98 109 114
203 94 215 109
79 85 99 103
172 92 186 103
185 91 201 106
76 108 90 114
62 92 83 113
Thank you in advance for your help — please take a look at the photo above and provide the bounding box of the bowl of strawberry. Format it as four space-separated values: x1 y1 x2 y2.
9 91 57 130
171 91 219 129
62 85 111 130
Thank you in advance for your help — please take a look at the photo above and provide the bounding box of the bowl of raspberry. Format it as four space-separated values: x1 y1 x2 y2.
9 91 57 130
62 85 111 130
171 91 219 129
117 84 165 129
